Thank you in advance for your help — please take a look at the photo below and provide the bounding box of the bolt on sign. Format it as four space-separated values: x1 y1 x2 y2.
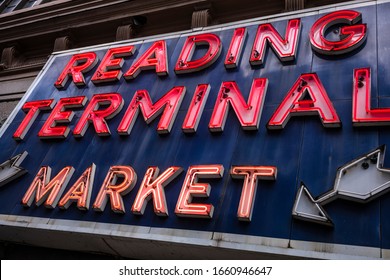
1 1 390 259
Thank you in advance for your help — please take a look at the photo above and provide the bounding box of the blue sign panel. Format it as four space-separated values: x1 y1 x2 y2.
0 1 389 258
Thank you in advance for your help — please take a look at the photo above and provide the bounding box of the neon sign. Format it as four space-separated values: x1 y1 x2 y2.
2 8 389 227
12 10 375 142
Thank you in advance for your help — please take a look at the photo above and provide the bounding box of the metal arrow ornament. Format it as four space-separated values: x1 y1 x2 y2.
292 145 390 226
0 151 28 188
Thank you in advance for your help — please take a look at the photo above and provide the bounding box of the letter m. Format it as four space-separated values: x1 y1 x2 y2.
118 86 186 135
21 166 74 208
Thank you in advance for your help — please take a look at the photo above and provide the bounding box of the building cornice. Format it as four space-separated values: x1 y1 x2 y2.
0 0 207 44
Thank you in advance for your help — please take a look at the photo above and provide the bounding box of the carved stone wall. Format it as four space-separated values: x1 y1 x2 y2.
285 0 305 11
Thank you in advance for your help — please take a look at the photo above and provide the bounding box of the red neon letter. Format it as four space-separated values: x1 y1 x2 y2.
175 165 223 218
209 78 268 132
250 19 301 66
310 10 367 55
38 96 87 139
117 87 186 135
13 99 55 140
54 52 98 89
21 166 74 208
174 33 222 74
225 27 247 69
182 84 210 133
131 166 182 216
123 41 168 79
267 73 341 129
73 93 124 137
58 164 96 210
353 68 390 126
92 166 137 213
91 46 136 84
231 166 277 221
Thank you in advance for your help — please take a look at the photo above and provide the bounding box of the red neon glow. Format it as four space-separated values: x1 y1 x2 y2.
131 166 182 216
21 166 74 208
73 93 124 137
54 52 98 89
250 19 301 66
117 86 186 135
174 33 222 74
58 164 96 210
92 165 137 213
231 166 277 221
124 41 168 79
13 99 55 140
225 27 247 69
182 84 211 133
175 165 223 218
353 68 390 126
91 46 136 84
267 73 341 129
209 78 268 132
38 96 87 139
310 10 367 55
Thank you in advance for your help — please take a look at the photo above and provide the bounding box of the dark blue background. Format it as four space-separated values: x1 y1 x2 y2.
0 3 389 251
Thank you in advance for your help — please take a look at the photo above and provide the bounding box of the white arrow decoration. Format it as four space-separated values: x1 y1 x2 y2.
0 151 28 187
292 183 332 225
292 145 390 226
